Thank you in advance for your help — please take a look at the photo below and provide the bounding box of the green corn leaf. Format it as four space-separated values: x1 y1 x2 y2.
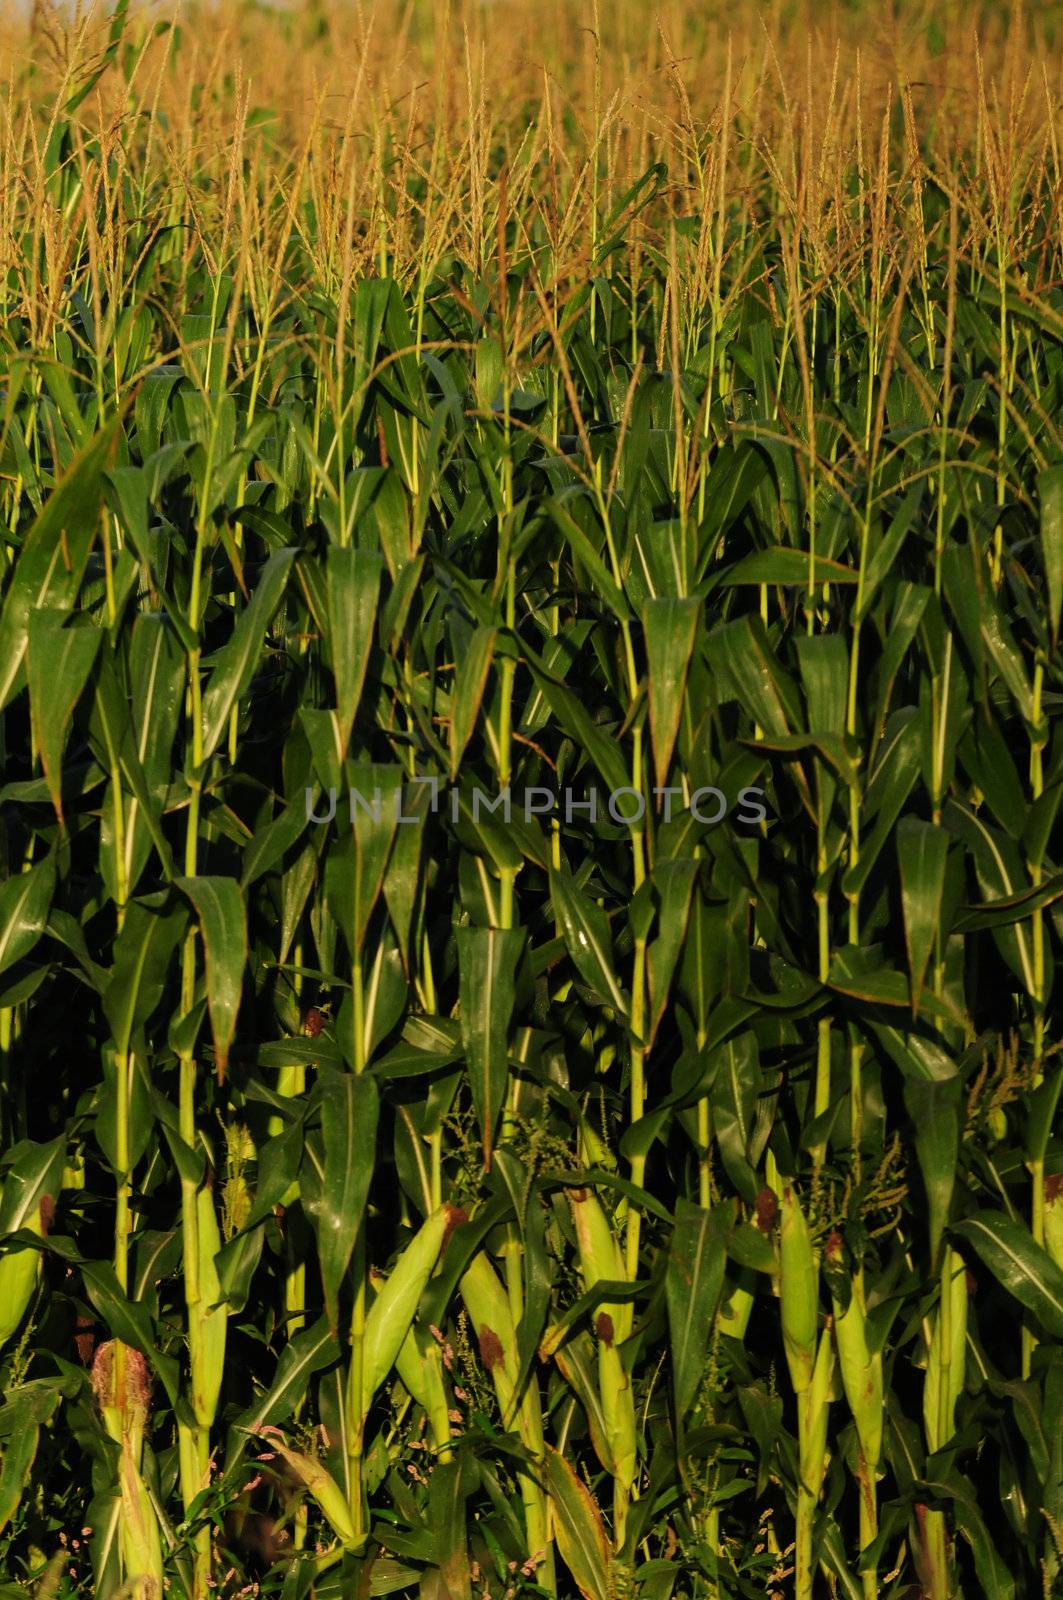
0 1137 65 1237
916 1469 1016 1600
0 1384 60 1538
549 496 631 623
796 633 848 735
666 1199 727 1421
708 1034 759 1205
643 597 700 787
1026 1066 1063 1167
199 546 297 762
0 856 55 978
449 625 498 778
324 763 403 959
543 1445 613 1600
0 415 120 712
897 817 950 1015
316 1066 378 1333
427 1459 472 1600
553 1332 617 1476
705 615 802 737
720 547 859 588
325 545 383 755
953 1210 1063 1337
946 801 1038 995
857 483 923 620
456 925 524 1166
646 857 698 1046
524 654 630 795
175 877 248 1079
953 873 1063 931
382 780 432 974
1037 464 1063 644
904 1075 962 1266
549 868 628 1017
695 442 768 573
226 1316 340 1471
102 894 187 1059
96 1045 154 1176
843 711 921 896
26 611 103 823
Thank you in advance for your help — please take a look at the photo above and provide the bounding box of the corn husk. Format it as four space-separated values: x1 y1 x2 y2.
189 1185 227 1428
256 1429 358 1546
923 1247 967 1453
827 1237 883 1474
360 1203 455 1420
780 1184 818 1395
798 1323 835 1499
1045 1175 1063 1273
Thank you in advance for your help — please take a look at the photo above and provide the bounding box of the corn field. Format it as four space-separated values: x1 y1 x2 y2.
0 1 1061 1596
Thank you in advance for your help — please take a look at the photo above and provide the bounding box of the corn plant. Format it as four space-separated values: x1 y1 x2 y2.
0 3 1060 1599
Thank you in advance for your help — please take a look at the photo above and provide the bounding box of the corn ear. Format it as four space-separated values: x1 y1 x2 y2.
459 1251 547 1468
0 1175 52 1347
189 1185 227 1428
827 1240 883 1473
780 1184 818 1394
460 1248 520 1414
258 1431 358 1545
1045 1175 1063 1272
0 1243 41 1348
717 1270 755 1341
566 1187 636 1545
596 1329 634 1457
923 1247 967 1453
794 1321 834 1600
119 1443 163 1598
798 1322 835 1499
394 1321 430 1408
359 1203 454 1420
568 1186 631 1342
461 1250 551 1574
395 1322 453 1456
553 1333 617 1475
599 1339 636 1548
